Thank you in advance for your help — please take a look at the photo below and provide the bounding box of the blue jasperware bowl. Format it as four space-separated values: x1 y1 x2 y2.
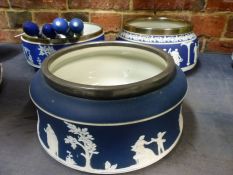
21 22 104 69
30 41 187 174
118 17 199 72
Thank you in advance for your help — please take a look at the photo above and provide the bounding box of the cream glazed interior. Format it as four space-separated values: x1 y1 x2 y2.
49 46 167 86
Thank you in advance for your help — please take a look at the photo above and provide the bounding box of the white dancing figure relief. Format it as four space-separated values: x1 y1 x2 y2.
64 122 99 170
181 41 193 66
168 48 183 66
44 124 59 156
131 131 167 166
131 135 156 165
151 132 166 155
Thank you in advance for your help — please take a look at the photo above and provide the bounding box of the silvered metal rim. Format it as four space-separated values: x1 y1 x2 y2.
41 41 176 100
21 22 103 44
123 17 193 35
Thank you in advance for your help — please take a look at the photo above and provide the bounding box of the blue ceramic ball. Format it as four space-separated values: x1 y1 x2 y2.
52 18 69 35
42 23 57 39
69 18 84 34
23 21 40 37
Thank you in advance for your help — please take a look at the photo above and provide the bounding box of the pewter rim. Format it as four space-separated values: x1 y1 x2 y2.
21 22 103 44
123 17 193 35
41 41 176 100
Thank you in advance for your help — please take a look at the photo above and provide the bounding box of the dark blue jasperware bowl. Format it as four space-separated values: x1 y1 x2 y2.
21 22 104 69
29 41 187 174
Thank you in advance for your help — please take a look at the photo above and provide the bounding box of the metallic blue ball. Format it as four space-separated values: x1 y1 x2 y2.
42 23 57 39
52 18 69 35
69 18 84 34
23 21 40 37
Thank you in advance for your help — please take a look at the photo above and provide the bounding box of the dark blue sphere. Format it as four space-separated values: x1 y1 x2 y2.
42 23 57 39
52 18 69 35
69 18 84 34
23 21 40 37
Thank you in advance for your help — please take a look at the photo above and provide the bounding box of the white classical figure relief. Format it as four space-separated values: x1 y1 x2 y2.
38 45 56 56
168 48 183 66
23 46 33 63
65 150 76 165
181 41 193 66
131 135 156 165
131 131 167 167
193 43 198 63
151 132 167 155
44 123 59 156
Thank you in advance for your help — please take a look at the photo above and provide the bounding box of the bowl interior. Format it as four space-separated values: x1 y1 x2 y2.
49 46 168 86
21 23 103 44
83 23 101 36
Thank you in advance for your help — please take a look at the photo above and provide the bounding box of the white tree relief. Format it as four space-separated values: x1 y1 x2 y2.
23 46 33 63
104 161 118 170
181 41 193 66
193 43 198 63
38 45 56 56
44 124 59 156
64 122 99 169
168 48 183 66
131 131 167 166
65 150 76 165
